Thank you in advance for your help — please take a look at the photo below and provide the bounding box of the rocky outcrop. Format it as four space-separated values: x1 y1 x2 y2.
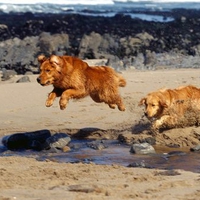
0 9 200 74
0 32 69 74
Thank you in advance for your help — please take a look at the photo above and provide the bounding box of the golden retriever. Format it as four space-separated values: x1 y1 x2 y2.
139 85 200 130
37 55 126 111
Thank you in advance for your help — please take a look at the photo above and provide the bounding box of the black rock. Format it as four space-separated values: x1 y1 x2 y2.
2 129 51 150
2 133 30 150
86 140 107 150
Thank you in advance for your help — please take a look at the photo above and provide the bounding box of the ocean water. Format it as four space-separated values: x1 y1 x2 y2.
0 0 199 22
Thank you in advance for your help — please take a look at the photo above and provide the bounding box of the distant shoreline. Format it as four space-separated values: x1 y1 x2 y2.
0 8 200 74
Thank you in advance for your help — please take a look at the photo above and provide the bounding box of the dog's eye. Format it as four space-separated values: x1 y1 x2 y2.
152 104 156 107
45 69 50 73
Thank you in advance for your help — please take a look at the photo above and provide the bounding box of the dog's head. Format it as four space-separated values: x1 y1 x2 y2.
139 92 168 119
37 55 64 86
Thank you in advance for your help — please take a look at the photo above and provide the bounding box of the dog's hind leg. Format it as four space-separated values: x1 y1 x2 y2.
90 94 118 110
116 97 126 111
107 95 125 111
90 92 125 111
107 100 125 111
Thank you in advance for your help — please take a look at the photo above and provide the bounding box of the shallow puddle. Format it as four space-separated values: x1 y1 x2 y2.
1 139 200 173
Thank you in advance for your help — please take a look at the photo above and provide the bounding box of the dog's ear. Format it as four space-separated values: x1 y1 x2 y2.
38 55 47 63
49 55 63 72
138 98 146 106
158 94 168 108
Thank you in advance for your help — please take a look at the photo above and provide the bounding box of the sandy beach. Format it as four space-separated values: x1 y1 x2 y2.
0 68 200 199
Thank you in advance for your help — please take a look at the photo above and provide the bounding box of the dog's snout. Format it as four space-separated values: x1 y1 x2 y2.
37 77 40 83
144 112 148 117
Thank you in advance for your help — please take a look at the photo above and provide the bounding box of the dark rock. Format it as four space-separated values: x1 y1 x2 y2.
79 32 119 59
86 140 107 150
0 32 69 74
167 151 186 156
0 24 10 40
1 69 17 81
2 134 30 150
0 10 199 73
16 75 30 83
190 144 200 152
0 36 39 74
44 133 71 150
143 50 157 69
130 143 156 154
38 32 69 56
44 147 61 153
127 160 153 168
21 19 44 37
162 151 187 160
132 53 145 69
2 129 51 150
106 56 122 69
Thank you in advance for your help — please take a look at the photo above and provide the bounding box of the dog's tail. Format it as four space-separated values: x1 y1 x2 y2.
117 74 126 87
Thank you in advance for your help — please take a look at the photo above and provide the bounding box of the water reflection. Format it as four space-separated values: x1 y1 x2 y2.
1 139 200 173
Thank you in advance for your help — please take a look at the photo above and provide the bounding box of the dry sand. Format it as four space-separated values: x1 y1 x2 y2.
0 68 200 200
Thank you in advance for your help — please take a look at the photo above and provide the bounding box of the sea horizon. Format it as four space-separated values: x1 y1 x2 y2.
0 0 200 5
0 0 200 22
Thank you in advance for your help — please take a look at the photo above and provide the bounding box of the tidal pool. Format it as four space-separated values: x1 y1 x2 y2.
1 139 200 173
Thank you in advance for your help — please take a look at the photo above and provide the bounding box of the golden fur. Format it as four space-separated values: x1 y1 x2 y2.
139 85 200 130
37 55 126 111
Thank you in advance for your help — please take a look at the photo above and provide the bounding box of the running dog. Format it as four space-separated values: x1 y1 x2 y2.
37 55 126 111
139 85 200 130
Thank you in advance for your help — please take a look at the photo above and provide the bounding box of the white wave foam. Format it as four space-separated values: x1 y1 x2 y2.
0 0 199 22
115 0 200 2
0 0 199 5
0 0 114 5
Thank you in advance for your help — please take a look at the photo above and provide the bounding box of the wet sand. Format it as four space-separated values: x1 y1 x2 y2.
0 68 200 199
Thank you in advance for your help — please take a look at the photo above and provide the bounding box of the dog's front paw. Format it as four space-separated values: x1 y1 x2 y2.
151 120 163 131
151 121 158 130
60 104 66 110
59 99 68 110
45 99 53 107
